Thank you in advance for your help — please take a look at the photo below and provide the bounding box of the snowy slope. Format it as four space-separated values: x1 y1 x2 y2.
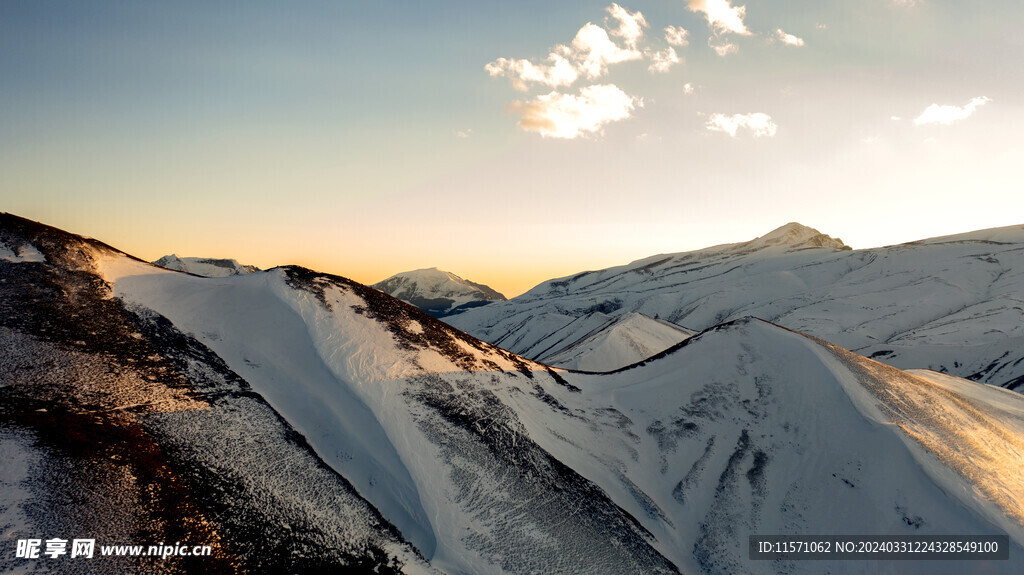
493 318 1024 574
152 254 260 277
101 260 677 574
539 312 695 372
374 267 506 317
448 223 1024 388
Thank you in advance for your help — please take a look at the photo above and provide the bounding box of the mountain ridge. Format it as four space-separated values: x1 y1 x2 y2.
152 254 260 277
448 222 1024 387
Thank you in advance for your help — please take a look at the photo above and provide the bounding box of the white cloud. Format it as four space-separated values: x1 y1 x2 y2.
457 129 472 139
706 112 777 137
664 25 690 47
605 3 647 50
683 82 696 95
485 54 579 91
688 0 750 55
775 29 805 47
508 84 640 139
571 23 643 79
487 5 650 135
647 47 680 73
485 5 647 91
913 96 990 125
815 23 828 30
687 0 752 36
709 37 739 57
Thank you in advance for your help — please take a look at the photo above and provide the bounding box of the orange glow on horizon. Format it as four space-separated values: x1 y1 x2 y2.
11 205 1024 301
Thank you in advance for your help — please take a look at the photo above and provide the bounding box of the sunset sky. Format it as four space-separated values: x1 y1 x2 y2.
2 0 1022 296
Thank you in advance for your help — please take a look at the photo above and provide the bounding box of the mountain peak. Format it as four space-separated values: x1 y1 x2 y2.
739 222 850 252
767 221 817 236
373 268 506 317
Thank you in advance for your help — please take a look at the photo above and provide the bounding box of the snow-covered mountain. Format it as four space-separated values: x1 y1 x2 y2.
3 213 1024 574
702 221 850 253
0 214 671 574
448 222 1024 389
373 267 506 317
152 254 260 277
524 311 695 372
513 317 1024 574
1 214 429 574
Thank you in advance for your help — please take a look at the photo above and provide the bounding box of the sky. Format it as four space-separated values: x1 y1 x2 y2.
2 0 1022 296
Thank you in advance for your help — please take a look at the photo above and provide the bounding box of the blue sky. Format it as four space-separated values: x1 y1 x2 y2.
2 0 1022 295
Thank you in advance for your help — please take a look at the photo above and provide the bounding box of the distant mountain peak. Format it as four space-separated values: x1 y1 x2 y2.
152 254 260 277
153 254 182 267
373 268 506 317
737 222 850 252
766 221 818 238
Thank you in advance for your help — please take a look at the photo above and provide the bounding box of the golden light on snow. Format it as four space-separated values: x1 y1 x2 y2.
828 345 1024 530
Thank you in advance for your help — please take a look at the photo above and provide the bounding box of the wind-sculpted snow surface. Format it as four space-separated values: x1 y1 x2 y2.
485 319 1024 574
448 223 1024 388
538 312 695 371
812 341 1024 537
